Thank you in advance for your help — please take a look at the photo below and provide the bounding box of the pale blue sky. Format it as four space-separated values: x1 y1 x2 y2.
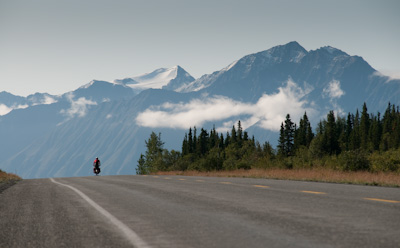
1 0 399 96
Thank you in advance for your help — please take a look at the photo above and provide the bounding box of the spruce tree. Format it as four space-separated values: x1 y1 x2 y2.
360 103 370 150
136 154 147 175
284 114 295 156
182 133 189 155
278 114 295 157
188 127 194 153
278 122 285 157
324 111 339 155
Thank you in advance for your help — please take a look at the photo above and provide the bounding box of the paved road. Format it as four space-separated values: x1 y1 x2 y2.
0 175 399 247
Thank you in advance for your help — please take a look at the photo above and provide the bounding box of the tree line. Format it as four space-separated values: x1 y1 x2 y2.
136 102 400 174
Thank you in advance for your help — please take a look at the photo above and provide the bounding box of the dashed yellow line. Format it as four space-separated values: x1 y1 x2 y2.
152 176 159 178
253 185 270 188
220 182 232 185
301 190 326 195
178 178 186 181
364 198 400 203
196 180 205 182
164 177 171 180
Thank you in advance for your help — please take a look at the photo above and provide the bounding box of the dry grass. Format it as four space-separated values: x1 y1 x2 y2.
153 168 400 187
0 170 22 183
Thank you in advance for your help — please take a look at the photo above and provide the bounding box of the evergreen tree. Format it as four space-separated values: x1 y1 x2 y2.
237 120 243 146
219 134 225 149
231 125 237 144
277 122 285 157
294 112 313 149
193 127 197 154
136 154 147 175
369 113 382 151
343 113 353 151
284 114 295 156
182 133 189 156
225 132 231 148
278 114 295 157
349 110 361 150
188 127 194 153
324 111 339 155
243 131 249 141
137 132 165 173
359 103 370 150
198 128 209 156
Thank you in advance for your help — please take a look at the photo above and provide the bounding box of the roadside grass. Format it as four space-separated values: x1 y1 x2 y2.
153 168 400 187
0 169 22 183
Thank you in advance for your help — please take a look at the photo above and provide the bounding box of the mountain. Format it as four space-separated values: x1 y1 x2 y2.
1 42 399 179
0 80 135 165
0 91 59 116
178 41 400 114
114 65 195 94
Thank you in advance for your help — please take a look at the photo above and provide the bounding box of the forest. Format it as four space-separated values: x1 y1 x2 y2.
136 102 400 175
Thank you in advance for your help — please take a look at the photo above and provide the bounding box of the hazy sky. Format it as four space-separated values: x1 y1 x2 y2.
1 0 399 96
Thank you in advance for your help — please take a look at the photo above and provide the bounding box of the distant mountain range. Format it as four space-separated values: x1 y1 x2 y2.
1 41 399 178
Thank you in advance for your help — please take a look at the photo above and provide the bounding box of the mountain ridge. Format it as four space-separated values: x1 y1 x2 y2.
1 41 399 178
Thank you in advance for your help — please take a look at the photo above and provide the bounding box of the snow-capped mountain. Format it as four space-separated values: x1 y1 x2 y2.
0 91 60 116
0 80 136 165
1 42 399 179
178 41 399 114
114 65 194 93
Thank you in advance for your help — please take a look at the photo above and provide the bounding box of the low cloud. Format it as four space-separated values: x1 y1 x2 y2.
42 95 57 105
0 104 12 116
373 70 400 83
0 104 29 116
322 80 345 116
60 93 97 119
323 80 344 99
136 79 316 132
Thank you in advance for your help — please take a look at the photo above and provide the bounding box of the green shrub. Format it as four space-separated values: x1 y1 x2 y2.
369 149 400 172
339 149 370 171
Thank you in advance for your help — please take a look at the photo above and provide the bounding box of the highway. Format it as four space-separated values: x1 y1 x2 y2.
0 175 399 247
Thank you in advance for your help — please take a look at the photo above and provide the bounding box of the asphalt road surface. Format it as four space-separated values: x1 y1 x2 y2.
0 175 399 247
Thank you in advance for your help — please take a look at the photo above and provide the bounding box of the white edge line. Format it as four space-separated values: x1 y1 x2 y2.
50 178 151 248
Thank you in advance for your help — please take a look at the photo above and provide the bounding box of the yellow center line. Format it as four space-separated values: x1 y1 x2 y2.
220 182 232 185
164 177 171 180
196 180 205 182
178 178 186 181
152 176 159 178
301 190 326 195
364 198 400 203
253 185 270 188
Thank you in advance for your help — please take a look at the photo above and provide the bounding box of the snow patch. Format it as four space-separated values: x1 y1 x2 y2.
115 66 179 90
222 60 238 71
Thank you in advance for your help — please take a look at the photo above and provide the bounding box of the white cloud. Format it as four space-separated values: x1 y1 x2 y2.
323 80 344 99
322 80 345 116
0 104 12 116
136 79 316 131
60 93 97 118
373 70 400 82
43 95 57 105
0 104 29 116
